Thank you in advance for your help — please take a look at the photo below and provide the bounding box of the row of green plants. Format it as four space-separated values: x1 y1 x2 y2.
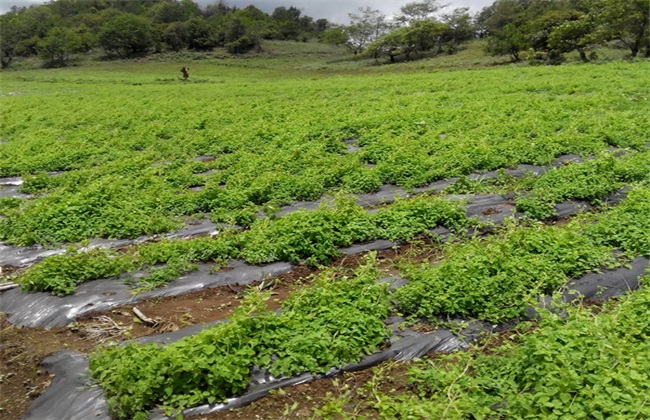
442 148 650 217
17 195 468 296
1 61 648 245
15 147 650 297
515 150 650 219
90 257 391 420
355 275 650 419
2 145 647 247
394 186 650 323
89 186 650 419
395 222 615 323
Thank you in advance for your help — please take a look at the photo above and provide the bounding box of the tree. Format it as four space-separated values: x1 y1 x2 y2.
548 15 595 61
185 17 217 50
367 20 447 62
482 0 529 61
1 5 58 61
98 13 154 57
37 27 81 66
0 14 20 68
314 19 329 34
224 18 258 53
591 0 649 57
395 0 448 26
271 6 306 41
440 7 475 50
344 7 389 55
162 22 189 51
319 27 348 46
366 29 405 62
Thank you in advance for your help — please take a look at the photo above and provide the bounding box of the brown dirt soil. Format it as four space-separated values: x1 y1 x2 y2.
0 313 97 420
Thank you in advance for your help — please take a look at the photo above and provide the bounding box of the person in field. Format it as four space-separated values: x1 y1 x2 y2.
180 67 189 80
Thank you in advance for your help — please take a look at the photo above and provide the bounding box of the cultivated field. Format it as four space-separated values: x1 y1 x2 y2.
1 45 649 419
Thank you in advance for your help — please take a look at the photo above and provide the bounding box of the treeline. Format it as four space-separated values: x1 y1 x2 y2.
0 0 330 67
0 0 648 68
323 0 649 64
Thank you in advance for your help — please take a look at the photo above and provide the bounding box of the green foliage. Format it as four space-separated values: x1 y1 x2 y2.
0 196 21 215
14 192 467 294
1 60 647 245
131 260 198 292
516 151 650 219
584 186 650 256
36 27 83 67
515 155 615 219
90 256 390 419
98 13 155 57
395 221 615 322
19 247 136 296
258 258 391 376
0 176 182 245
239 197 377 265
341 167 382 194
137 235 238 266
376 279 650 418
614 150 650 183
374 195 467 241
367 20 449 62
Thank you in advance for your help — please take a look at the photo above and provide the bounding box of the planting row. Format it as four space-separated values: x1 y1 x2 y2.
345 275 650 419
11 148 650 298
87 185 650 419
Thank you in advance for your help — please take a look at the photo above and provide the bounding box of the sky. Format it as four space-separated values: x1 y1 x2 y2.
0 0 495 23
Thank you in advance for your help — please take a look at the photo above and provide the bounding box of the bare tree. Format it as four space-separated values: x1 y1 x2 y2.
344 7 389 55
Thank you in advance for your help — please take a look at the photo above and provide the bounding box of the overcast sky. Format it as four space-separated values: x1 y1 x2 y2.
1 0 494 23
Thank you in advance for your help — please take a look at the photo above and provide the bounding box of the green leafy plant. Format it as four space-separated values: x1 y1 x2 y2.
90 255 391 419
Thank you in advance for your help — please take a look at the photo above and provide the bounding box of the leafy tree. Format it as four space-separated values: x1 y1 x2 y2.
395 0 447 26
1 5 58 61
271 6 298 40
98 13 154 57
15 36 41 57
319 27 348 46
235 6 275 41
0 13 20 68
367 20 447 62
149 0 186 24
162 22 189 51
185 16 216 50
314 19 329 34
366 29 405 62
548 14 595 61
590 0 649 57
37 27 81 66
66 24 96 53
225 18 258 54
440 7 475 51
204 1 232 19
482 0 529 61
